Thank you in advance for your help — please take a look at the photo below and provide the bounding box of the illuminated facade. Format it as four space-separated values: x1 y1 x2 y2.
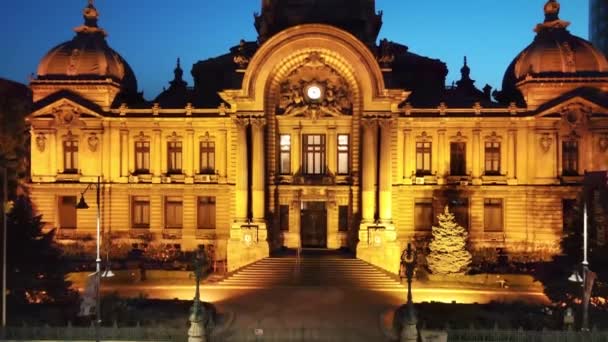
28 0 608 273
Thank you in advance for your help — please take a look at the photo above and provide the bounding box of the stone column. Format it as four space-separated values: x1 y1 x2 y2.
251 117 266 222
379 119 392 223
403 129 413 184
185 129 195 177
327 126 337 175
291 126 301 175
152 128 162 177
218 128 227 182
120 129 129 177
472 128 481 184
361 119 377 223
234 117 249 222
507 128 517 181
437 129 446 181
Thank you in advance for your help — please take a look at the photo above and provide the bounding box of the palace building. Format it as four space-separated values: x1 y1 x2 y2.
27 0 608 273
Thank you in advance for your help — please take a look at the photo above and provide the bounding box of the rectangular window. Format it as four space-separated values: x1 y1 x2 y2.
63 139 78 174
450 142 466 176
416 142 432 176
338 205 349 231
59 196 77 229
562 141 579 176
132 196 150 228
303 134 326 175
279 134 291 175
484 141 501 175
134 141 150 174
165 196 183 229
167 141 183 174
450 197 469 229
279 205 289 231
337 134 350 175
199 140 215 174
197 196 216 229
484 199 504 232
414 198 433 231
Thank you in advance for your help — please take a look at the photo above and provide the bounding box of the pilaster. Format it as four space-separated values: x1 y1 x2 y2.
472 128 481 185
361 118 378 224
379 118 393 223
120 129 129 178
327 125 337 175
251 117 266 222
291 125 301 175
507 128 518 185
233 116 249 222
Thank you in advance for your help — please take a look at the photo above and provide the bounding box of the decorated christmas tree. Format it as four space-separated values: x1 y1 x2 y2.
427 206 472 275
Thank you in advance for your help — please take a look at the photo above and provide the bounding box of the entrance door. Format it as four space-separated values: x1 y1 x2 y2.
300 202 327 248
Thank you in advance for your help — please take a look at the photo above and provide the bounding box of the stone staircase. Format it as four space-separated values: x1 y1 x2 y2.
216 254 404 289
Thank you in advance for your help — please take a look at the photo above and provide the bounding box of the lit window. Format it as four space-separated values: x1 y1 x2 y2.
416 142 432 176
484 142 501 175
562 140 578 176
63 139 78 174
303 134 326 175
200 140 215 174
165 197 183 228
414 198 433 231
279 134 291 175
484 199 503 232
134 141 150 174
197 196 216 229
337 134 349 175
59 196 77 229
167 141 183 174
450 142 466 176
132 196 150 228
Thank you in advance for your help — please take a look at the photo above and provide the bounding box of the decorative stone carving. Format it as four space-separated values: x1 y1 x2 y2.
233 39 250 69
485 131 501 142
599 135 608 152
377 38 395 67
560 102 591 128
540 133 553 153
87 133 99 152
53 103 80 126
416 131 432 142
450 131 467 142
35 134 46 152
276 52 353 119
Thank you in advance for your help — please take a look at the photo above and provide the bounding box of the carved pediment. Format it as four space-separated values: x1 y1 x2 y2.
276 52 353 120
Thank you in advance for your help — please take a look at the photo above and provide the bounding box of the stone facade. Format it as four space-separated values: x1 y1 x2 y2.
27 0 608 273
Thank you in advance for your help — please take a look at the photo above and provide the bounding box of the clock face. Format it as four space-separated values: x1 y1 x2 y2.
306 85 322 101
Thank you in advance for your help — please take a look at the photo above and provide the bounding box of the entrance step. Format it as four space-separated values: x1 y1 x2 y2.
215 257 404 289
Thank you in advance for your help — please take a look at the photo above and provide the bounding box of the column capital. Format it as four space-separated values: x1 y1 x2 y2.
250 117 267 128
231 115 250 128
361 117 378 128
378 117 396 129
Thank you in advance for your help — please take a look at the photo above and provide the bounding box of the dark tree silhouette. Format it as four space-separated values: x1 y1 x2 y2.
6 196 72 305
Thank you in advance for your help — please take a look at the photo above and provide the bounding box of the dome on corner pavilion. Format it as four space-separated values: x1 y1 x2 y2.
36 1 137 92
501 0 608 91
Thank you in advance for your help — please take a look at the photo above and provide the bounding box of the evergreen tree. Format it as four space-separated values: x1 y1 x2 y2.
6 196 72 304
427 206 472 275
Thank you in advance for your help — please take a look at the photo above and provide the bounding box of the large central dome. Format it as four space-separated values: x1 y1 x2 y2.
36 1 137 92
254 0 382 46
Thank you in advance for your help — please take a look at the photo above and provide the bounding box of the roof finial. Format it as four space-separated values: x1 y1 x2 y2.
534 0 570 32
460 56 471 79
74 0 106 36
173 57 184 82
544 0 560 22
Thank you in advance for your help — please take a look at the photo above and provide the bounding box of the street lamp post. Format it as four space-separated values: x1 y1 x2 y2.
568 202 594 332
1 166 7 328
75 176 103 342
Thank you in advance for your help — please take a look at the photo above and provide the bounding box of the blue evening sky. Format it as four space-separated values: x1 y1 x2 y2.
0 1 589 100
